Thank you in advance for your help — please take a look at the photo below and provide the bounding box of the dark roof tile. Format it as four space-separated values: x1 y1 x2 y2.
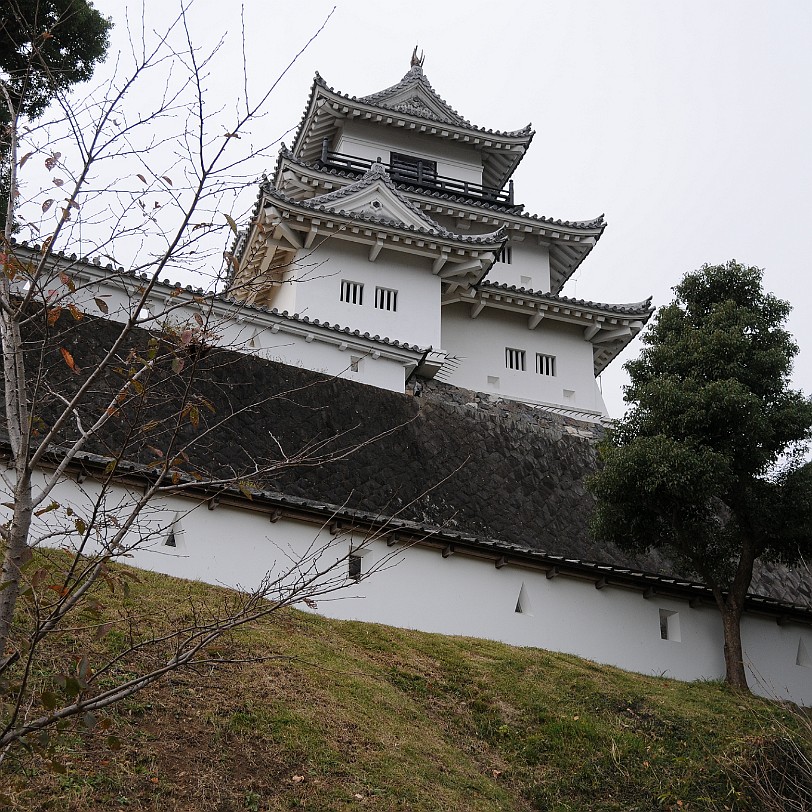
11 313 810 615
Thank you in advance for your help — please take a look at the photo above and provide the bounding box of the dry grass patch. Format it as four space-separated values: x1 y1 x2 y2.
1 562 808 811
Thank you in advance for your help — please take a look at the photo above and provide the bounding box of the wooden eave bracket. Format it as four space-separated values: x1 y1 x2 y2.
369 238 385 262
583 322 602 341
263 207 303 250
442 544 455 558
304 225 319 249
268 508 283 523
432 253 449 274
546 566 560 580
438 258 483 280
273 219 303 250
591 326 632 345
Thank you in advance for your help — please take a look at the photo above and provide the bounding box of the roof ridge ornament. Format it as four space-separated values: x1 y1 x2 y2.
410 46 424 69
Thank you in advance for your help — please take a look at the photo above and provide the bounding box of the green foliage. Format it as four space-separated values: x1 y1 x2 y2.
0 0 111 118
1 0 111 227
590 261 812 584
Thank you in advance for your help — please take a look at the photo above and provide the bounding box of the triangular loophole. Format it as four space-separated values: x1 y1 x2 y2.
515 583 531 615
163 515 184 551
797 638 811 668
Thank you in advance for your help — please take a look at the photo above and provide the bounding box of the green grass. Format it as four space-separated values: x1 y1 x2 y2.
1 562 808 811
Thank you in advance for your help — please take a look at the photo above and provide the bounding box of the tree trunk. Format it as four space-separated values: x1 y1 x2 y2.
720 599 748 691
0 309 33 656
712 537 758 693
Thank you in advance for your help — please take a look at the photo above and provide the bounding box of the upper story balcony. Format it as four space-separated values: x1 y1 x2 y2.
315 139 521 211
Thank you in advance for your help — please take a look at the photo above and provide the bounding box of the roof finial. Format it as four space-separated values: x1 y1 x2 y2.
410 46 425 68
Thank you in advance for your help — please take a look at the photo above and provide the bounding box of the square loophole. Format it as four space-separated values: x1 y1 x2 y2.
659 609 681 642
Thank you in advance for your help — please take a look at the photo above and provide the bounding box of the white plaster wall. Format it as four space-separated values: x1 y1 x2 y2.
287 240 442 349
20 472 812 705
337 121 484 186
441 303 607 415
485 240 552 294
247 327 409 390
39 267 414 392
741 620 812 704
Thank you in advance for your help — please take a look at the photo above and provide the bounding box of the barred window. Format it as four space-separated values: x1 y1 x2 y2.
536 353 556 376
340 280 364 305
496 244 513 264
505 347 526 371
374 286 398 311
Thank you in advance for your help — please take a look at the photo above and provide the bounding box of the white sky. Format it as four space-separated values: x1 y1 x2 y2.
83 1 812 415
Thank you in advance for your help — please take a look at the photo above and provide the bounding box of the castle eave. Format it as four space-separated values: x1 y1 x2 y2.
444 284 654 376
291 78 533 191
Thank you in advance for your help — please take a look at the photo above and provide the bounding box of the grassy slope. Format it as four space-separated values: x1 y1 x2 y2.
1 565 805 812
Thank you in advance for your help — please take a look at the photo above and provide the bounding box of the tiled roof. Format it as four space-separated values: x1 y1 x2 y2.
7 240 426 354
274 148 605 233
359 64 470 126
478 281 655 318
302 161 448 229
262 174 506 247
18 316 812 616
332 67 533 139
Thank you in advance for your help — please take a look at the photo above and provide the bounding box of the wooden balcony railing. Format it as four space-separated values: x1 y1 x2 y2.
316 140 516 208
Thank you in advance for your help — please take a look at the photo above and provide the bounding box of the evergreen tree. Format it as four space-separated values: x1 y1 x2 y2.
1 0 111 227
589 261 812 691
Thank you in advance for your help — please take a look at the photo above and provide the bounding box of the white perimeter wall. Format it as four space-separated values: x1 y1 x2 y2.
441 302 607 415
24 472 812 705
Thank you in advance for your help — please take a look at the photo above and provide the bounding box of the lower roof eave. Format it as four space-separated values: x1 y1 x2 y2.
34 446 812 625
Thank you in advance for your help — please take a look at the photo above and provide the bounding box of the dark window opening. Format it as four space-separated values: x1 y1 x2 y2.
505 347 526 371
375 286 398 311
348 554 362 581
390 152 437 185
340 280 364 305
496 244 513 264
536 353 556 376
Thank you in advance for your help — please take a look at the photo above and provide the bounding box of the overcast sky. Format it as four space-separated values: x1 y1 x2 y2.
88 0 812 416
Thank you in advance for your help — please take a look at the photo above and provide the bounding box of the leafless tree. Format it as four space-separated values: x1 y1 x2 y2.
0 2 415 757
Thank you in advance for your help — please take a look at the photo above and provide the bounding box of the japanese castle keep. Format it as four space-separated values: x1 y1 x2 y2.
227 54 654 420
9 56 812 704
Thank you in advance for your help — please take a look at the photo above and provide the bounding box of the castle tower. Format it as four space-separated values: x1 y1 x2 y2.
231 56 653 419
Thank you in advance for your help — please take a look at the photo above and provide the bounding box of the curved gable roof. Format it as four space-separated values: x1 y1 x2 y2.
291 72 534 191
359 64 531 136
262 169 505 248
